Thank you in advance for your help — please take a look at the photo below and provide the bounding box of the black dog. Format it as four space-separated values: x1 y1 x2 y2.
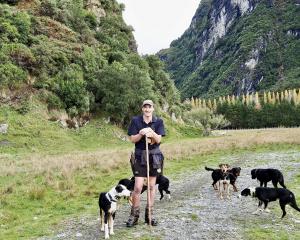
251 168 286 188
228 167 241 192
99 184 131 239
118 175 171 200
241 187 300 218
205 165 241 191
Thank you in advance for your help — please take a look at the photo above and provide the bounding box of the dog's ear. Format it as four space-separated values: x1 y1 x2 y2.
219 164 223 168
115 184 124 193
241 188 251 196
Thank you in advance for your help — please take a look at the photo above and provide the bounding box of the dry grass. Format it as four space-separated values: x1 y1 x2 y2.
162 128 300 160
1 128 300 177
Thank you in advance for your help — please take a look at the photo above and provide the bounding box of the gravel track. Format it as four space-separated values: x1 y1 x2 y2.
38 151 300 240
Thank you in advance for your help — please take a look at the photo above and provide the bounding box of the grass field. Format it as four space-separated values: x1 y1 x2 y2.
1 105 300 239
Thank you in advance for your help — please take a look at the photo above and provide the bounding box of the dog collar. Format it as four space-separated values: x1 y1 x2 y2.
107 193 117 202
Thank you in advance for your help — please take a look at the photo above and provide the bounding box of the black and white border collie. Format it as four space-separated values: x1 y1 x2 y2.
241 187 300 218
251 168 286 188
99 184 131 239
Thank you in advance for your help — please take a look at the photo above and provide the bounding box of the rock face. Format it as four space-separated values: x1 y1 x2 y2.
194 0 257 63
159 0 300 98
85 0 106 22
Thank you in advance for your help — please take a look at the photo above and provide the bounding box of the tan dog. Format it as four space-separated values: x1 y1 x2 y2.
205 164 230 190
218 172 231 199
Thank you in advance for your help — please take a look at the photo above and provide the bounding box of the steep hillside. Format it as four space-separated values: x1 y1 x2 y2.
159 0 300 99
0 0 179 124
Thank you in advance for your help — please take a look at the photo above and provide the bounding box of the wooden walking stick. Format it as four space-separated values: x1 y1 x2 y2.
145 135 152 228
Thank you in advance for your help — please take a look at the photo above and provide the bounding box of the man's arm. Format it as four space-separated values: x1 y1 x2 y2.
130 128 161 144
146 129 162 144
129 133 143 143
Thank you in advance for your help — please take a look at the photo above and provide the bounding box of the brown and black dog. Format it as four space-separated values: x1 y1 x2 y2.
205 164 241 192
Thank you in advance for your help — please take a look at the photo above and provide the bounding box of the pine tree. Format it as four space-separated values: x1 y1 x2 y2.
292 89 297 105
284 90 289 102
207 99 212 109
255 92 261 109
202 99 207 108
288 90 292 103
213 98 217 111
191 96 196 108
231 95 236 105
219 96 223 104
263 92 267 104
226 95 231 105
275 92 280 103
297 90 300 105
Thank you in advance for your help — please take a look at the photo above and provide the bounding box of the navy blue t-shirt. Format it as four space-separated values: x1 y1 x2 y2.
128 115 165 150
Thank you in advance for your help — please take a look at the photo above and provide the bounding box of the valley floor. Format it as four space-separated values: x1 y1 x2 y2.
38 150 300 240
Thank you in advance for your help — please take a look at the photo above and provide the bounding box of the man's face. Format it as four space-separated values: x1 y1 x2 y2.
142 104 154 117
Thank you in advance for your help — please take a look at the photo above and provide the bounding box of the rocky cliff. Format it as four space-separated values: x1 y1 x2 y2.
159 0 300 98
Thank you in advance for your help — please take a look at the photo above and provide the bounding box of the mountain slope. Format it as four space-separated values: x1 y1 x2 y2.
159 0 300 98
0 0 179 124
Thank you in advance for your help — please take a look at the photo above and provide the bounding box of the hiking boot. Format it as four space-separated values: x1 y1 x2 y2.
126 207 140 227
145 206 158 226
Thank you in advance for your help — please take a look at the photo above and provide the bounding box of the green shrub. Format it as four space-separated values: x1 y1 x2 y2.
0 20 20 42
183 107 230 135
0 0 21 5
46 92 64 110
1 43 36 68
0 63 27 88
53 64 90 115
39 0 57 18
16 100 31 115
84 12 97 30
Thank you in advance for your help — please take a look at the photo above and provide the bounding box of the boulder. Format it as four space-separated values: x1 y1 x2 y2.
0 124 8 134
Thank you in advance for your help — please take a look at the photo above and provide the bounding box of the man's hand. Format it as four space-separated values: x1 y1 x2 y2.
139 127 153 136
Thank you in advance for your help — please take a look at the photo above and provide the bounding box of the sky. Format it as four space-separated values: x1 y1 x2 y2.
116 0 200 55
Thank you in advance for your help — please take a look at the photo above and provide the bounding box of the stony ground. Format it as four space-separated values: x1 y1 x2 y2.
38 151 300 240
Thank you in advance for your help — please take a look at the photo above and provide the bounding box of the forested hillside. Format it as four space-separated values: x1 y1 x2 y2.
159 0 300 99
0 0 179 124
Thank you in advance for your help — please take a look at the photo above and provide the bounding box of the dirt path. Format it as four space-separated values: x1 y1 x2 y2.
38 151 300 240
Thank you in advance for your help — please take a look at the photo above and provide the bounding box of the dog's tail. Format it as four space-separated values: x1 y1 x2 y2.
205 166 215 171
289 193 300 212
279 174 287 189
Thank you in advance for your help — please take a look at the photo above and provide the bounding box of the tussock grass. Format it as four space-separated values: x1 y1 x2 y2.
2 128 300 177
1 117 300 239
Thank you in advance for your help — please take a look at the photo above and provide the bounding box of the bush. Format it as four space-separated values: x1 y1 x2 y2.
183 108 230 136
0 63 27 88
46 92 64 110
84 12 97 30
16 100 31 115
39 0 57 18
89 61 155 124
0 20 20 42
1 43 36 69
52 64 90 116
0 0 21 5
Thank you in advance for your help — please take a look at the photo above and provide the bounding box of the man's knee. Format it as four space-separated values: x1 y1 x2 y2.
133 186 143 194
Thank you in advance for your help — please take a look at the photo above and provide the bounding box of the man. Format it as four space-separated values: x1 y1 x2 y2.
126 99 165 227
